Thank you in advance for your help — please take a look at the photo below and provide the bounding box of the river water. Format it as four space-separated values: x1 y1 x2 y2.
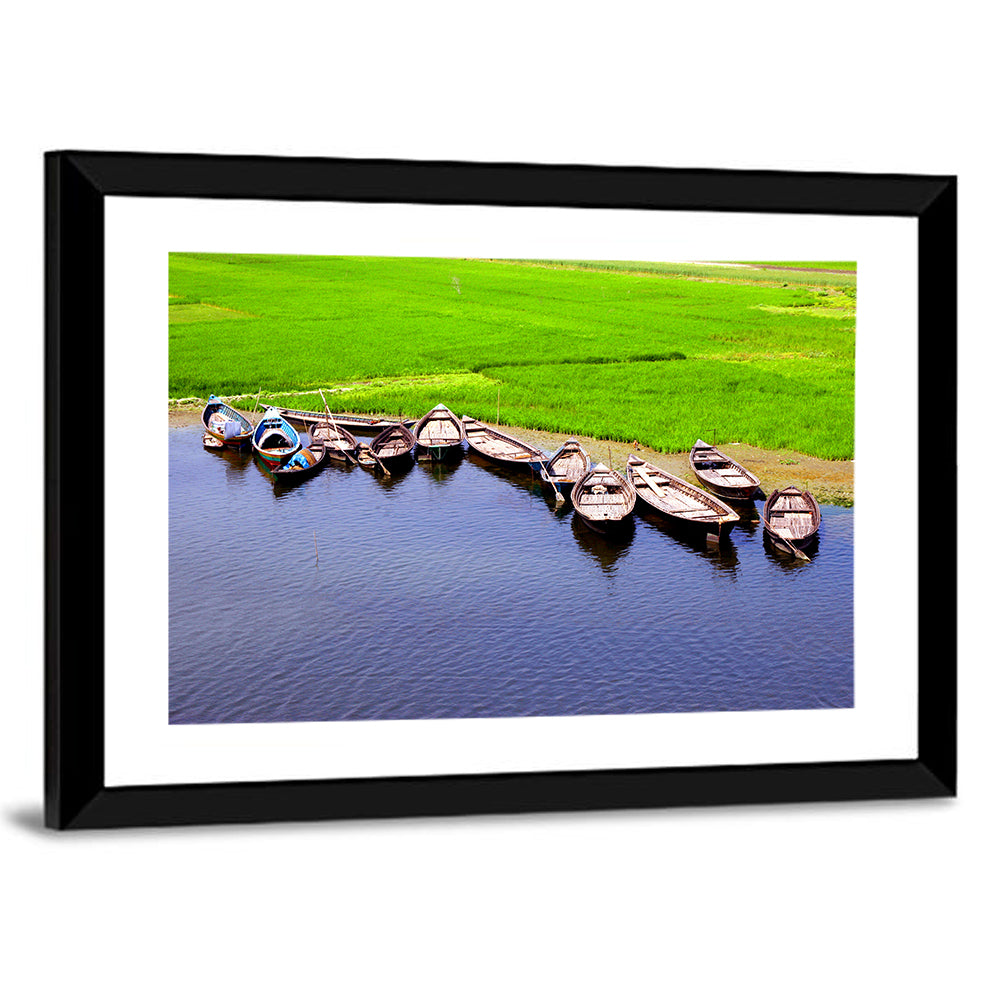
169 427 853 724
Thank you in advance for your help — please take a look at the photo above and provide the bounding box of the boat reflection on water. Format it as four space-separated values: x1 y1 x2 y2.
252 447 327 497
570 511 635 575
763 533 821 572
368 455 416 493
728 498 761 525
416 449 464 485
634 507 740 577
174 424 854 724
464 451 559 512
201 438 253 483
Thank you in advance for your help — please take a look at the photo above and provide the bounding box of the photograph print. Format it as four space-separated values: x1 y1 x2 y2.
169 253 855 726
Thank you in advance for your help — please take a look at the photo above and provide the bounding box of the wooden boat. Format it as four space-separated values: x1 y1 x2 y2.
413 403 465 460
571 463 636 531
626 455 739 540
762 486 821 555
369 422 416 467
267 405 416 432
271 442 327 482
542 438 591 497
688 439 761 500
461 416 546 470
309 418 359 463
251 407 302 469
201 395 254 449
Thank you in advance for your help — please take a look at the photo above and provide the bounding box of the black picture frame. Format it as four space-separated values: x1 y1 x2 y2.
45 151 956 829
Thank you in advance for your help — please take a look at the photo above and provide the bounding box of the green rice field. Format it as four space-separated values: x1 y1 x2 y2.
169 254 856 460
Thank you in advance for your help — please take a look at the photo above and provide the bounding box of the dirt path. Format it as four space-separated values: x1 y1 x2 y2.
170 408 853 505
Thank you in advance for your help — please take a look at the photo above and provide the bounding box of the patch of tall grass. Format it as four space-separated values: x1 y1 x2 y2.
169 254 856 459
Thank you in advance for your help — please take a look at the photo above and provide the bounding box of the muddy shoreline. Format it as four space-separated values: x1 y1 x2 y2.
172 407 853 505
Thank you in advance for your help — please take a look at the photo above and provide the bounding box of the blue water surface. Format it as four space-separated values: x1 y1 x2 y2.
169 428 853 724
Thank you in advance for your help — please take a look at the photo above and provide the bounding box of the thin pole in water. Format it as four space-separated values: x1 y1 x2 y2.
497 389 500 424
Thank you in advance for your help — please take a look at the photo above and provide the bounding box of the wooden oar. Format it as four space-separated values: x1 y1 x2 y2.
631 462 666 499
773 533 810 561
366 445 391 477
318 387 333 421
539 465 565 504
705 517 724 548
786 537 811 561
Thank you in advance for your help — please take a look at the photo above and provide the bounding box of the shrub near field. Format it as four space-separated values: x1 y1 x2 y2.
169 254 856 459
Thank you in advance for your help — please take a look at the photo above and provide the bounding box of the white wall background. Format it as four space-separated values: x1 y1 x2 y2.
2 4 993 997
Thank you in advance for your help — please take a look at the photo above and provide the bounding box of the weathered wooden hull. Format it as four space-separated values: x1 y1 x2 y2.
637 496 737 539
413 404 465 461
627 455 739 539
309 420 359 462
689 439 761 500
573 508 634 534
571 464 636 532
416 443 464 462
542 439 591 498
269 406 416 432
547 477 576 497
762 486 821 551
461 416 547 470
370 423 417 466
690 473 760 501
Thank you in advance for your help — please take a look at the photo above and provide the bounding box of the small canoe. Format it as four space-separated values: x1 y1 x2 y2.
542 438 591 497
571 463 636 531
252 407 302 469
688 439 761 500
369 422 416 466
201 395 254 449
266 406 416 432
762 486 821 553
271 442 327 482
626 454 739 539
413 403 465 460
461 416 546 470
309 419 359 463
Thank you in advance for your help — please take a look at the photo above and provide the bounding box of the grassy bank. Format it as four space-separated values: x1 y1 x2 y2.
169 254 856 459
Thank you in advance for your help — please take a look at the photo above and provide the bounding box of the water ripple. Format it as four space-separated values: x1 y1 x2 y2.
170 429 854 723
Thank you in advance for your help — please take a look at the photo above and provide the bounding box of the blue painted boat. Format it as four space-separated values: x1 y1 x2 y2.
252 407 302 469
201 395 254 449
272 442 327 482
